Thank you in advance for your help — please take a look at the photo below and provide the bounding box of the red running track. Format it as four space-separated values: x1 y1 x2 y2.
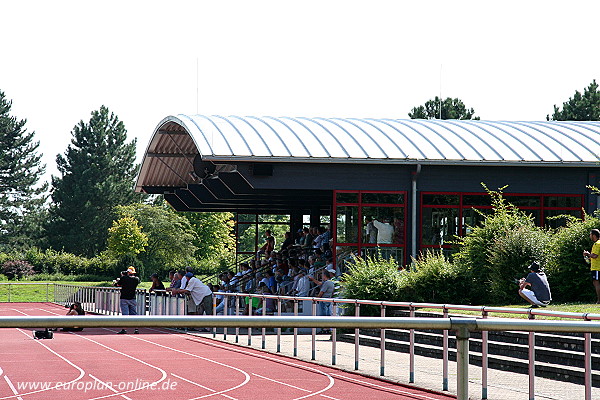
0 303 455 400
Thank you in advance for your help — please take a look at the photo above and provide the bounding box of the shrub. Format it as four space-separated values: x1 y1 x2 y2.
487 225 550 304
402 250 474 304
545 211 600 302
2 260 35 280
340 254 405 316
453 185 539 304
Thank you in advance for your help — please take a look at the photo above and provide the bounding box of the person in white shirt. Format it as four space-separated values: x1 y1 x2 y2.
373 217 394 244
172 272 213 316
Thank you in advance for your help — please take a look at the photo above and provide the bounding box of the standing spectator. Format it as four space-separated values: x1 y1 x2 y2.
584 229 600 303
365 216 378 244
179 266 194 288
309 270 335 333
172 272 213 316
373 217 394 244
115 266 140 334
149 273 165 293
518 262 551 308
257 229 275 258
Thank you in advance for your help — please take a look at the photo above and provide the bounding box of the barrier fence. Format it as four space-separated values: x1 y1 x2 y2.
2 282 600 400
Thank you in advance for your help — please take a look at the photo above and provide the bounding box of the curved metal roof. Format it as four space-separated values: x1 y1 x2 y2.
136 115 600 191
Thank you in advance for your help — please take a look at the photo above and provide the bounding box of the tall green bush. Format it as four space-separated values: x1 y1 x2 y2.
402 250 473 304
340 254 405 316
545 212 600 302
487 225 550 304
453 186 540 304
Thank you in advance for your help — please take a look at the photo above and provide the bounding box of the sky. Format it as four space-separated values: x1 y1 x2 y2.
2 0 599 181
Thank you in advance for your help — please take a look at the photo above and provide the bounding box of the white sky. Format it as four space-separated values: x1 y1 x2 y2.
2 0 599 181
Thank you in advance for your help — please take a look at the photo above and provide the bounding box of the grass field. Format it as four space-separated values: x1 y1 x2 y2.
2 281 599 321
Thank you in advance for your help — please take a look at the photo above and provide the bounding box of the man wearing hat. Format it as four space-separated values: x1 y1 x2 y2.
172 272 213 316
115 266 140 334
518 262 552 308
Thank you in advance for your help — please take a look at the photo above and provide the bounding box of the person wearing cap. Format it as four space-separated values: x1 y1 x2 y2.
518 262 552 308
583 229 600 303
172 272 213 316
115 266 141 334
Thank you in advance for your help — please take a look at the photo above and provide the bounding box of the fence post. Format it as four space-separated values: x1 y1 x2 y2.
456 325 470 400
312 300 317 360
332 300 337 365
380 302 386 376
482 308 489 399
355 301 360 370
528 311 535 400
409 304 415 383
443 306 449 391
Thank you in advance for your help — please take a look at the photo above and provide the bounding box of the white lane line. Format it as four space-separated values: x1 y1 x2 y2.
3 376 24 400
171 373 237 400
0 309 86 400
109 328 251 400
145 328 335 400
36 307 248 400
23 308 168 400
252 373 341 400
329 373 445 400
0 366 3 376
88 374 133 400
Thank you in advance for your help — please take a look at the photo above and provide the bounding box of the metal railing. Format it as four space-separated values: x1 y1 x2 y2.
4 282 600 400
1 314 600 400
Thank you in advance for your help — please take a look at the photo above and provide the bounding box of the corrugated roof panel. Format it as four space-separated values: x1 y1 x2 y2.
136 116 600 192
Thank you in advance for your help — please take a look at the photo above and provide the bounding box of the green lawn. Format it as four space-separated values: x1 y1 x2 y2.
0 281 112 303
418 303 600 320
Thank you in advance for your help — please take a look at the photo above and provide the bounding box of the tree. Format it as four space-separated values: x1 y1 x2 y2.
0 90 47 248
107 216 148 258
47 106 138 257
547 80 600 121
183 211 236 272
114 203 198 276
408 96 480 120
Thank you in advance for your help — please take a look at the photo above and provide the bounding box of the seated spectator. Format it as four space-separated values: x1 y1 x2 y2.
257 230 275 258
61 302 85 332
280 231 294 252
255 283 276 314
518 262 552 308
149 273 166 293
243 289 261 315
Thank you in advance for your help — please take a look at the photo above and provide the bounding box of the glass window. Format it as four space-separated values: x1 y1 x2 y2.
421 207 459 246
422 194 459 206
362 247 403 266
258 214 290 223
237 224 257 252
320 215 331 224
362 207 405 244
462 208 491 235
544 196 583 208
336 206 359 244
505 195 540 208
361 193 405 204
544 209 583 229
336 192 359 204
463 194 492 207
335 245 359 275
238 214 256 222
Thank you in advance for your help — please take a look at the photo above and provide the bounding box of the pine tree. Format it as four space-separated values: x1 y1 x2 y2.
47 106 138 257
548 80 600 121
408 96 480 120
0 90 47 248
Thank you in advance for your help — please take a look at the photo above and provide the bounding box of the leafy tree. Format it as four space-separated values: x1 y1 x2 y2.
408 96 480 120
547 80 600 121
107 216 148 258
47 106 138 257
0 90 47 248
183 211 235 272
114 203 198 277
